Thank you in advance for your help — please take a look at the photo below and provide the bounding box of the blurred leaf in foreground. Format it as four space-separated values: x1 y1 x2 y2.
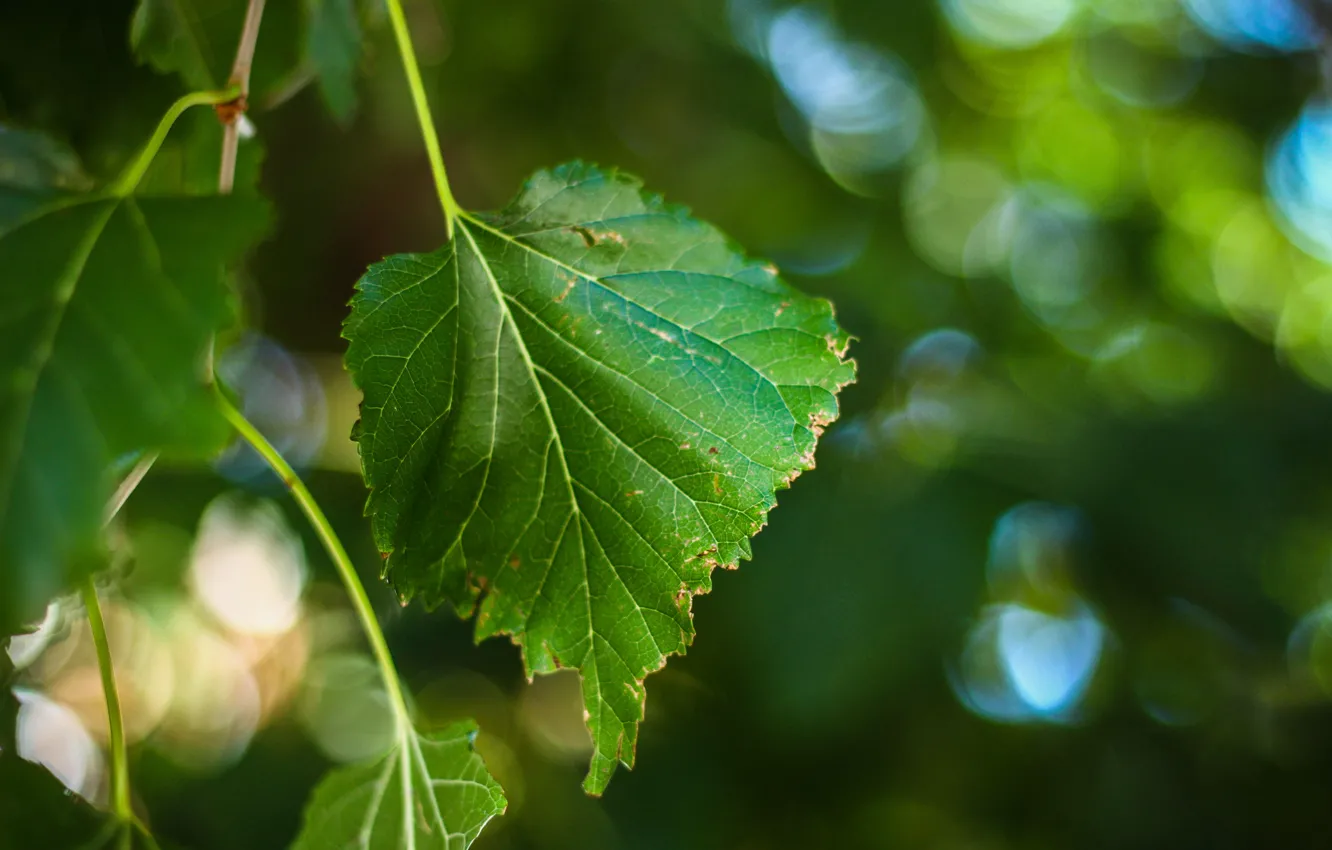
0 192 269 636
0 125 92 232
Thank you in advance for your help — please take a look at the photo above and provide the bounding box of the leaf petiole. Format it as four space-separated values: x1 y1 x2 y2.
80 578 131 828
211 383 414 734
112 86 242 198
383 0 461 238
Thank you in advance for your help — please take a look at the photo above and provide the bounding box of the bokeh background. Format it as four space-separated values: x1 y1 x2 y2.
8 0 1332 846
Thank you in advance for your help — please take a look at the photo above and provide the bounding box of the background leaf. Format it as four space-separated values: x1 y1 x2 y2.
130 0 365 124
290 720 506 850
0 193 269 636
129 0 224 91
0 125 92 233
303 0 362 124
344 162 855 793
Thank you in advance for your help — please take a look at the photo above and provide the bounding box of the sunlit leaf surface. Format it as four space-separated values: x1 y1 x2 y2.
344 162 855 792
290 720 506 850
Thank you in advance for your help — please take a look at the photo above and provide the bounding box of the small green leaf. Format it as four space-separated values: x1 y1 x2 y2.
344 162 855 793
290 720 506 850
304 0 362 124
0 125 92 233
0 193 269 635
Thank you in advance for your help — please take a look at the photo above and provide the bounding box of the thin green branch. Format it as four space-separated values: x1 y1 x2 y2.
112 87 240 198
384 0 460 238
211 383 413 731
80 578 131 826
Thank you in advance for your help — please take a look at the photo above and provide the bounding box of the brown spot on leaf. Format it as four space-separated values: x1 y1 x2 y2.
571 225 597 247
553 276 577 303
509 556 521 569
708 446 719 455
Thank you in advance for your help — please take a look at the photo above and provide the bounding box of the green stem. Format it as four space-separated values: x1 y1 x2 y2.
384 0 460 238
112 87 240 197
212 384 413 731
80 578 131 825
133 818 163 850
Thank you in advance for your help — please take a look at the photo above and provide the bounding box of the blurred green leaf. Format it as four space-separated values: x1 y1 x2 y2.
343 162 855 793
303 0 361 124
0 193 269 636
129 0 224 90
0 125 92 232
290 720 506 850
129 0 363 124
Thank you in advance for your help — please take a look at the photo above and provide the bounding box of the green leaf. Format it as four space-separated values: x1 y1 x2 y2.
0 125 92 233
304 0 362 124
290 720 506 850
0 193 269 635
129 0 361 123
343 162 855 793
129 0 225 90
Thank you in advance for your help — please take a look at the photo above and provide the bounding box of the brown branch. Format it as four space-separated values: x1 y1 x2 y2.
217 0 267 194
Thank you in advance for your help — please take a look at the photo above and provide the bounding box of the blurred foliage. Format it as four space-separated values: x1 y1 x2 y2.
9 0 1332 847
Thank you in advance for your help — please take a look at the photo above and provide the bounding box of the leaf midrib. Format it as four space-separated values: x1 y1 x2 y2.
456 219 595 677
456 218 704 714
